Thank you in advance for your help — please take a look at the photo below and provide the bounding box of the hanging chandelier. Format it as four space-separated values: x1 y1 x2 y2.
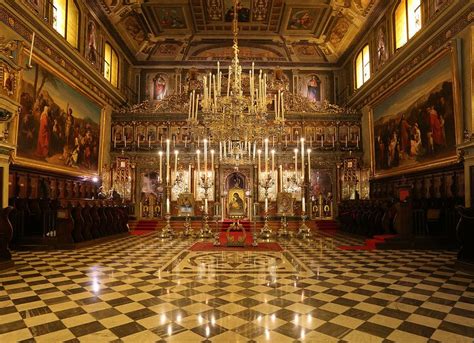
187 0 285 164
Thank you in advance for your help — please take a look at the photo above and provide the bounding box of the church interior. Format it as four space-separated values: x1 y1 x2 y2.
0 0 473 341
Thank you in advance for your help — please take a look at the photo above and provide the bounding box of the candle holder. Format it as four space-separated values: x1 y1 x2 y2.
297 211 311 239
258 173 274 239
278 215 290 237
198 174 213 238
159 213 173 238
213 213 221 246
182 214 193 237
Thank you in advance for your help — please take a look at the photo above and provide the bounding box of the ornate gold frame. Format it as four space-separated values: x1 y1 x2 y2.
369 42 463 179
11 49 107 177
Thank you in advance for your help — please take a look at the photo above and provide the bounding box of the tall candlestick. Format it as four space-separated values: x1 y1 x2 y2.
300 137 305 179
166 139 170 184
271 149 275 173
307 149 311 184
294 148 298 176
196 150 201 175
302 197 306 212
204 139 208 176
257 150 262 176
264 138 269 174
159 151 163 182
166 198 170 214
174 150 178 176
210 149 215 171
28 32 35 67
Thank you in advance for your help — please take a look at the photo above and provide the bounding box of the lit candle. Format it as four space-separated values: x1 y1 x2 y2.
294 149 298 176
279 165 283 193
302 197 306 212
159 151 163 181
204 198 208 214
28 32 35 67
265 197 268 213
264 138 269 174
307 149 311 183
271 149 275 173
196 149 201 175
166 198 170 214
174 150 178 175
257 149 262 176
204 139 208 175
166 139 170 184
300 137 305 179
211 149 215 171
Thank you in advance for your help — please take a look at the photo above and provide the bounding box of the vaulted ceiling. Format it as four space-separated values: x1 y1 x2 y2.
97 0 381 65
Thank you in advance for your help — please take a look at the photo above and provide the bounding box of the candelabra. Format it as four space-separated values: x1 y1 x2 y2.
198 173 213 238
182 214 193 237
297 209 311 239
259 173 274 239
278 215 290 237
159 186 173 238
213 211 221 246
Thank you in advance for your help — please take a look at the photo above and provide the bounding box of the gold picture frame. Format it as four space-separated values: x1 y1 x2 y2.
277 192 294 216
227 187 246 218
177 192 195 216
369 43 463 179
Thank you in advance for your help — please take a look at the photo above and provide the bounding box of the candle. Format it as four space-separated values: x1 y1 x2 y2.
257 149 262 176
279 165 283 193
188 164 191 190
174 150 178 175
204 198 208 214
196 149 201 174
211 149 215 171
345 135 348 147
28 32 35 67
265 197 268 213
264 138 269 174
281 91 285 121
188 92 192 120
124 135 127 148
159 151 163 181
302 197 306 212
321 135 323 147
332 134 335 147
166 139 170 184
300 137 305 179
219 141 222 160
148 135 151 148
307 149 311 183
294 148 298 176
227 66 231 96
204 139 208 175
166 198 170 214
271 149 275 173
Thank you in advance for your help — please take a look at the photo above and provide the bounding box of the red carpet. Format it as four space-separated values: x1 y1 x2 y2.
189 242 283 252
129 220 159 231
131 230 155 236
338 234 398 251
315 220 340 231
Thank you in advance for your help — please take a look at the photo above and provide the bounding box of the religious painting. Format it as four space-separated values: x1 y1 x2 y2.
299 74 325 102
228 187 246 218
17 56 102 174
270 68 289 92
338 123 350 147
286 9 318 30
140 171 162 218
157 8 186 29
86 19 99 68
171 169 191 201
135 125 146 145
123 125 133 143
141 171 162 196
371 53 461 176
147 125 157 143
206 0 223 21
291 43 325 62
349 125 361 146
0 65 16 99
147 73 168 100
157 125 169 145
224 0 251 22
112 124 122 146
253 0 270 21
323 125 337 147
291 126 302 143
258 171 277 201
310 170 332 197
177 193 195 216
329 17 350 45
122 14 146 45
277 192 294 216
375 22 387 71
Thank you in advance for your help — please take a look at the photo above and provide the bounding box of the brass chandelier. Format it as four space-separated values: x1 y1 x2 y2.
187 0 285 164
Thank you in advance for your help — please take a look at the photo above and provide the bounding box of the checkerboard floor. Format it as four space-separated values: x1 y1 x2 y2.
1 231 473 342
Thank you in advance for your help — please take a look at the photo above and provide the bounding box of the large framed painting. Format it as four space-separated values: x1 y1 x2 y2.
16 55 104 176
370 49 462 177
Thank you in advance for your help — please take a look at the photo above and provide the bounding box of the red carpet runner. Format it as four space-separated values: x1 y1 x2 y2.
189 242 283 252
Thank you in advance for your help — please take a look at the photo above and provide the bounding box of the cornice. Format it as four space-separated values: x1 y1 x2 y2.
0 1 127 107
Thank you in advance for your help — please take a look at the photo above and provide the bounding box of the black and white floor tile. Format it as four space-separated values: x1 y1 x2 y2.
0 231 473 342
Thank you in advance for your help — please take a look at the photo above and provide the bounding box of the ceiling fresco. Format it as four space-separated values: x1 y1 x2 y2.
97 0 380 64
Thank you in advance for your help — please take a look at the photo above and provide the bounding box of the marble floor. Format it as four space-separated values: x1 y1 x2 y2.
0 231 473 342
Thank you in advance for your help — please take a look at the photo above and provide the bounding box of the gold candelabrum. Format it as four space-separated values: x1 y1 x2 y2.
183 214 193 237
198 174 213 238
259 173 274 239
186 0 285 164
159 185 173 238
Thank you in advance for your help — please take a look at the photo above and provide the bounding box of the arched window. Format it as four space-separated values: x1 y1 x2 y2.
355 45 370 89
395 0 422 49
104 43 119 88
52 0 80 48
